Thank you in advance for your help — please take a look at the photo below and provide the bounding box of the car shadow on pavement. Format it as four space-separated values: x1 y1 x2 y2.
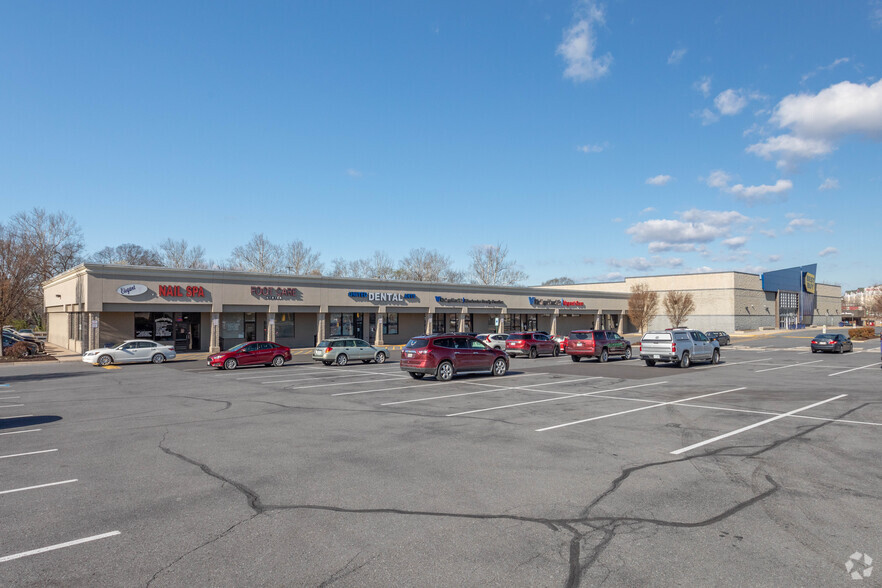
0 415 62 430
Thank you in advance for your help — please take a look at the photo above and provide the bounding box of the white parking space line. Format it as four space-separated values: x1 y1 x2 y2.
236 366 399 380
332 373 540 397
0 479 78 496
447 381 668 417
0 396 21 400
286 376 408 390
828 362 882 377
755 359 823 373
535 387 746 432
0 429 41 436
0 449 58 460
670 394 847 455
262 371 407 385
0 415 33 420
694 358 769 370
0 531 120 563
0 404 24 408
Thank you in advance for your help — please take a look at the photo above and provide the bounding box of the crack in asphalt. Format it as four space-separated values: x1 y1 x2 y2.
175 395 232 412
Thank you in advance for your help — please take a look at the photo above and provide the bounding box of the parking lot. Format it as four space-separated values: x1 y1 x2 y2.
1 330 880 586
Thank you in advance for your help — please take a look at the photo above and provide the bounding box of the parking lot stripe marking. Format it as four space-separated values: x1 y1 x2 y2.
331 373 539 396
535 387 746 432
0 531 120 563
754 359 823 373
446 381 668 417
0 415 33 420
261 372 408 385
0 429 40 436
0 479 78 496
828 362 882 377
0 449 58 460
382 388 523 405
286 376 411 390
0 404 24 408
673 403 882 427
694 358 768 370
670 394 847 455
0 396 20 400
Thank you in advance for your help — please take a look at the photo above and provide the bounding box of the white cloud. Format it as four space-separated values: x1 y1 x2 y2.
818 177 840 191
647 242 709 254
626 219 719 244
577 143 606 153
801 57 850 84
768 254 781 262
679 208 749 227
693 76 711 98
722 236 748 249
607 256 684 272
593 271 624 281
667 48 687 65
611 217 622 223
557 1 612 82
696 108 719 125
760 229 777 238
714 89 750 115
818 247 839 257
346 168 362 177
640 206 657 214
748 79 882 166
784 213 821 233
705 169 792 202
645 174 673 186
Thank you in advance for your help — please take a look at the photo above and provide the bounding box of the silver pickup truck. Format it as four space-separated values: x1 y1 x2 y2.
640 329 720 368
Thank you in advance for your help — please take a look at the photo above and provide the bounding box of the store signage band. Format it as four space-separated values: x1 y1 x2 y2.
803 272 816 294
117 284 148 297
528 297 585 307
349 291 415 301
159 285 205 297
435 296 504 305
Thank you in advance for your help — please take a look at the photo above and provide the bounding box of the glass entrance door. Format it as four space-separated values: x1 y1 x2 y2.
244 312 256 341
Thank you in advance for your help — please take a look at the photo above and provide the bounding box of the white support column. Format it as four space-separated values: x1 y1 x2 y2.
375 313 385 346
496 313 505 334
594 311 602 330
88 312 100 350
458 310 467 333
550 311 559 337
617 313 626 335
267 313 276 342
425 312 433 335
209 312 221 353
317 313 327 342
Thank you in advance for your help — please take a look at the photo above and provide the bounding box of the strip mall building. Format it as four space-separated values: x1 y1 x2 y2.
43 263 841 353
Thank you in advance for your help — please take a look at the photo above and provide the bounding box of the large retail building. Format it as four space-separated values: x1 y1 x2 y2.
43 263 841 353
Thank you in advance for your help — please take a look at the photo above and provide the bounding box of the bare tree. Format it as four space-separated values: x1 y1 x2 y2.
395 248 464 283
867 292 882 318
159 239 208 269
0 224 39 326
284 240 323 276
663 290 696 327
468 243 528 286
542 276 576 286
352 251 396 280
91 243 162 266
229 233 284 273
627 282 660 333
10 208 85 282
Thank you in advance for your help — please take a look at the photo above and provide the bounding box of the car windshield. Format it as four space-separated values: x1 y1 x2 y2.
569 332 592 340
507 334 527 341
317 340 329 347
405 338 429 349
643 333 672 342
814 335 834 341
228 342 249 352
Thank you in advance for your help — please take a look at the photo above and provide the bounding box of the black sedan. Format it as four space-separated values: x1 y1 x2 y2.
706 331 730 346
811 334 853 353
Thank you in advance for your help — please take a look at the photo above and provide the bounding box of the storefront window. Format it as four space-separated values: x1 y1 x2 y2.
276 313 295 338
383 313 399 335
134 313 153 339
153 312 174 342
447 314 458 332
329 313 355 336
504 314 539 332
432 313 446 334
222 313 244 338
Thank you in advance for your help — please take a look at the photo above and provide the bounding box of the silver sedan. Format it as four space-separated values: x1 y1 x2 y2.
82 340 177 366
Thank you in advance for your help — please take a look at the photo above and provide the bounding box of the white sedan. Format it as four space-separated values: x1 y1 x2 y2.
83 340 176 366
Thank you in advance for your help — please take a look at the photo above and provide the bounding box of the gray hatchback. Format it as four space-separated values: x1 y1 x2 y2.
313 337 389 366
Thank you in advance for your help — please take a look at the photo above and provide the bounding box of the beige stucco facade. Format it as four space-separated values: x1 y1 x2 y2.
44 264 630 353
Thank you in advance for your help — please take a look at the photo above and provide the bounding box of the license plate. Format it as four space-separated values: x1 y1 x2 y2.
405 352 414 358
653 355 660 359
313 350 321 355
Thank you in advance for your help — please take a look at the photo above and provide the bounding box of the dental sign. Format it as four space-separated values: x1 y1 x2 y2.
349 291 415 302
529 297 585 307
117 284 148 297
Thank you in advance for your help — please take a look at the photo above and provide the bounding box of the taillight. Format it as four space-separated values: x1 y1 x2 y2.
671 343 676 353
811 340 817 344
417 349 428 355
325 347 333 353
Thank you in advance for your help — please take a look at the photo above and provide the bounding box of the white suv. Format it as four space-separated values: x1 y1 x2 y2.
476 333 508 350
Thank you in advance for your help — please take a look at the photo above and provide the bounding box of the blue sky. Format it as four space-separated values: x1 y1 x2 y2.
2 1 881 290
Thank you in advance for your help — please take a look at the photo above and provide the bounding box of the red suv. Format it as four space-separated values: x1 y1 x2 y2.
505 332 559 358
566 330 632 362
400 335 509 381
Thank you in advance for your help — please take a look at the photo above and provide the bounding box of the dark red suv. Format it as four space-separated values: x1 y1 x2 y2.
400 335 509 381
505 332 559 358
566 330 633 362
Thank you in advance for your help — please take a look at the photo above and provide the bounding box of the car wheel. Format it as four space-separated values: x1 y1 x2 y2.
322 361 332 366
336 354 348 366
571 355 580 362
151 353 165 364
837 344 843 354
811 349 818 353
436 361 454 381
645 359 656 366
224 358 237 370
711 349 720 365
409 372 425 380
375 352 386 364
552 346 559 357
679 352 690 368
529 347 538 359
623 346 632 360
272 355 285 367
492 357 507 376
599 348 609 363
98 354 113 366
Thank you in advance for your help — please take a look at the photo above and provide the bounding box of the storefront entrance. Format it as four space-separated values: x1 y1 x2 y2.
135 312 202 350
